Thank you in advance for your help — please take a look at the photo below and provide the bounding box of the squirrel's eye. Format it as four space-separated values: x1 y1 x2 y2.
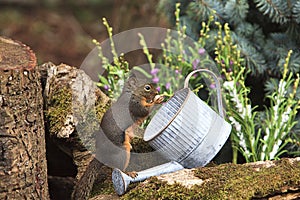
144 84 151 92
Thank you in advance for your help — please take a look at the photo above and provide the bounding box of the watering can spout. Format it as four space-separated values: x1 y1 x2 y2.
112 161 184 195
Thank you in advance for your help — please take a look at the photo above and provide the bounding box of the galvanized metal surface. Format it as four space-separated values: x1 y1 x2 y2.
144 69 231 168
112 161 184 195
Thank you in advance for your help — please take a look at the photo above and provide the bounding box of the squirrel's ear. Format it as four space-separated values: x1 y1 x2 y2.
125 73 137 91
126 73 138 90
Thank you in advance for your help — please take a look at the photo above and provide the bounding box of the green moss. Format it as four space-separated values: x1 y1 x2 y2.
131 137 154 153
95 94 111 121
46 86 72 135
193 158 300 199
45 86 111 141
90 167 116 197
90 177 115 197
121 177 194 200
121 158 300 200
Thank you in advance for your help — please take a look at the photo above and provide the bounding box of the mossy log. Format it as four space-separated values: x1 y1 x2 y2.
42 62 111 200
0 36 49 199
122 157 300 200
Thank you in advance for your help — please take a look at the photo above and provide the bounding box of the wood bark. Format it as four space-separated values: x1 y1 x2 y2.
0 37 49 199
42 62 110 200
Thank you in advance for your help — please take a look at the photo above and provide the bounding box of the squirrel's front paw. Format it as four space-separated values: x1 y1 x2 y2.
154 94 164 104
126 171 138 178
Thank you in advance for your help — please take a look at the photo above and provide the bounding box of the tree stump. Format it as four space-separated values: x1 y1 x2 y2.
42 62 111 200
0 37 49 199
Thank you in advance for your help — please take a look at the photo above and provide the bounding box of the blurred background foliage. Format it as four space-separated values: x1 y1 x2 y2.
0 0 168 66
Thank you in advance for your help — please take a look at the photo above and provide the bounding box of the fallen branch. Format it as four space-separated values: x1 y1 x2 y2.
122 157 300 200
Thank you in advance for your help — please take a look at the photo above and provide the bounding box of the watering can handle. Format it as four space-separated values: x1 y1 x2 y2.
184 69 224 118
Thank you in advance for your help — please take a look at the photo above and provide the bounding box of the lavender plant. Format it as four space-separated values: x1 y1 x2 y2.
95 3 300 163
134 3 217 100
215 22 300 162
93 18 130 100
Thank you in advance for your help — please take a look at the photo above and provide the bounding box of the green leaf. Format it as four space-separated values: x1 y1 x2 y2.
132 66 152 78
98 75 109 85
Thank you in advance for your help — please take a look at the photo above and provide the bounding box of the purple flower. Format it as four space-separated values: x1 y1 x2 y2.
152 77 159 83
198 48 206 55
210 83 216 89
165 82 171 90
151 68 159 75
156 86 161 92
103 85 109 90
230 60 234 65
192 59 200 70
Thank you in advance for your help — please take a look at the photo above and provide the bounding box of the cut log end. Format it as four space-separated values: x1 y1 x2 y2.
0 36 49 199
0 36 36 70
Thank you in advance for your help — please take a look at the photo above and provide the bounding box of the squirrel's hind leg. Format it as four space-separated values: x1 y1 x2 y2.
123 126 138 178
123 132 132 170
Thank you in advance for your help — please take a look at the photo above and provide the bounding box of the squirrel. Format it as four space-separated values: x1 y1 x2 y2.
72 74 164 199
98 74 164 176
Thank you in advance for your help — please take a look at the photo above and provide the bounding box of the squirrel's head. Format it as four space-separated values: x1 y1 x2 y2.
125 73 164 109
137 83 158 100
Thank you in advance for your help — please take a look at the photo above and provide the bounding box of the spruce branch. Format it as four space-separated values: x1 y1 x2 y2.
292 0 300 23
186 0 224 22
254 0 290 24
237 40 267 75
224 0 249 25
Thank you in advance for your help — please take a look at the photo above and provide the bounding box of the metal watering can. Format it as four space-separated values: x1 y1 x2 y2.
112 69 232 195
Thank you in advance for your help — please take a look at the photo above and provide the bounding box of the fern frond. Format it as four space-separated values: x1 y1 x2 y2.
254 0 290 24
